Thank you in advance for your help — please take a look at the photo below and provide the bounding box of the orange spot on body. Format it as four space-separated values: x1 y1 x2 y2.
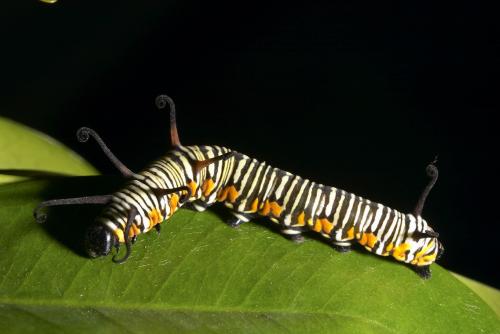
359 233 368 246
259 200 282 217
217 187 229 201
187 180 197 196
227 186 239 203
148 208 163 228
169 194 179 216
217 185 239 202
346 227 354 240
260 200 271 215
270 202 282 217
392 243 411 261
366 233 377 249
319 218 333 234
313 219 322 232
129 223 141 238
201 179 215 197
250 198 259 212
296 211 305 226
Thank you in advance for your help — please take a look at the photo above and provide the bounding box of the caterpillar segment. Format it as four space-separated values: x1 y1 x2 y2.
34 94 442 278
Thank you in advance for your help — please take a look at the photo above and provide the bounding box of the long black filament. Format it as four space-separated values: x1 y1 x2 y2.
77 127 134 178
112 206 138 264
152 186 192 204
414 157 439 217
34 195 112 223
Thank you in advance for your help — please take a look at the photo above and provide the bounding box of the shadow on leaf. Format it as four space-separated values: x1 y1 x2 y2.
35 175 123 258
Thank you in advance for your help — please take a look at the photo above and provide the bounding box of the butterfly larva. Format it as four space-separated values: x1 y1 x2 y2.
35 94 443 279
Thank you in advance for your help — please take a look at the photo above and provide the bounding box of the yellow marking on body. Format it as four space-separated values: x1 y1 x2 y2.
359 233 368 246
346 227 355 240
148 208 163 228
385 242 394 252
201 179 215 197
187 180 197 196
307 218 313 226
414 240 435 261
114 228 125 243
169 194 179 215
392 243 411 261
366 233 378 249
412 240 436 265
418 253 437 266
250 198 259 212
297 211 305 226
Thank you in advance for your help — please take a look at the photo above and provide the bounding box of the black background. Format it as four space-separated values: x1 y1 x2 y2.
2 1 498 287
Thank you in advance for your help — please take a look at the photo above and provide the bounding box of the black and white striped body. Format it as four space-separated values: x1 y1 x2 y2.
97 145 442 268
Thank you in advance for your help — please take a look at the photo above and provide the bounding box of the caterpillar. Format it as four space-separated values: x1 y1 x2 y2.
35 94 443 279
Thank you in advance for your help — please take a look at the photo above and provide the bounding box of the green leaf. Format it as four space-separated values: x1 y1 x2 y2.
0 117 98 184
452 272 500 318
0 121 498 333
1 178 499 334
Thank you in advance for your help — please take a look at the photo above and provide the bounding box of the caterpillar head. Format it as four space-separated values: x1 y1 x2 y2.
85 224 117 258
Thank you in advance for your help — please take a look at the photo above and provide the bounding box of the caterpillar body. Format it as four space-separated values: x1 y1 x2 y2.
35 95 443 279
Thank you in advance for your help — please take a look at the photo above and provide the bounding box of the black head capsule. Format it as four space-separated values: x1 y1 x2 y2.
85 224 116 258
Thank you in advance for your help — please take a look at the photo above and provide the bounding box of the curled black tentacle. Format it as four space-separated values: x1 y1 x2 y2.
76 127 134 178
76 127 91 143
155 94 181 147
414 157 439 217
155 94 174 110
426 162 439 180
112 207 137 264
34 209 47 224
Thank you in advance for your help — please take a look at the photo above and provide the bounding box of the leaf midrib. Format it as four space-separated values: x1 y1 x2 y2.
1 297 396 333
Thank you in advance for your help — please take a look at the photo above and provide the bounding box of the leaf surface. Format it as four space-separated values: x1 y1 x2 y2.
0 178 499 334
0 120 498 333
0 117 98 184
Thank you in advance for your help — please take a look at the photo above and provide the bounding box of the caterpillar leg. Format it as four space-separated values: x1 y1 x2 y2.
281 228 305 243
331 241 352 253
414 265 432 279
154 224 161 234
227 212 253 228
